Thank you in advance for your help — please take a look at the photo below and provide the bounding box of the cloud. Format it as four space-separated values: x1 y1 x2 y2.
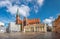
0 0 12 7
43 17 55 26
37 0 44 6
19 5 30 17
34 5 39 13
7 5 19 14
0 0 44 14
0 0 30 17
0 22 4 26
7 5 30 17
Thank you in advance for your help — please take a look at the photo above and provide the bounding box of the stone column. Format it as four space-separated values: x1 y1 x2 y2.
34 26 36 32
44 24 47 32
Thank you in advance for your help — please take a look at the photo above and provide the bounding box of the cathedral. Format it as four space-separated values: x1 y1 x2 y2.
16 9 40 31
16 12 40 26
6 9 47 33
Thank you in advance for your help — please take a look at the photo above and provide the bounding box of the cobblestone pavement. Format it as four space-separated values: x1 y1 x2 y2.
0 32 60 39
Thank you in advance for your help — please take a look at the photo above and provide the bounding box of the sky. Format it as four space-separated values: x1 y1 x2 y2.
0 0 60 27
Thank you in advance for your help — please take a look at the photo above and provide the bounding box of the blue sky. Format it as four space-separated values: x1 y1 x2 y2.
0 0 60 27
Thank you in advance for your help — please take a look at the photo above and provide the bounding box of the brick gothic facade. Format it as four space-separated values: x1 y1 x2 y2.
16 14 40 26
16 9 40 31
53 15 60 33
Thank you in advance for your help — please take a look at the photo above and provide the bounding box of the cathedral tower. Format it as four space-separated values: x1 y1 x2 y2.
16 9 20 24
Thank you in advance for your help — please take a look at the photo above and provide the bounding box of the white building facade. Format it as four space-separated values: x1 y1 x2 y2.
0 25 6 33
9 22 21 32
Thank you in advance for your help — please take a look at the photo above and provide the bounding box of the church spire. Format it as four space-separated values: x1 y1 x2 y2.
16 8 19 16
16 8 20 24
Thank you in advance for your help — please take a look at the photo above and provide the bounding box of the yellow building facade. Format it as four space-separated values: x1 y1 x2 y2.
24 24 47 32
